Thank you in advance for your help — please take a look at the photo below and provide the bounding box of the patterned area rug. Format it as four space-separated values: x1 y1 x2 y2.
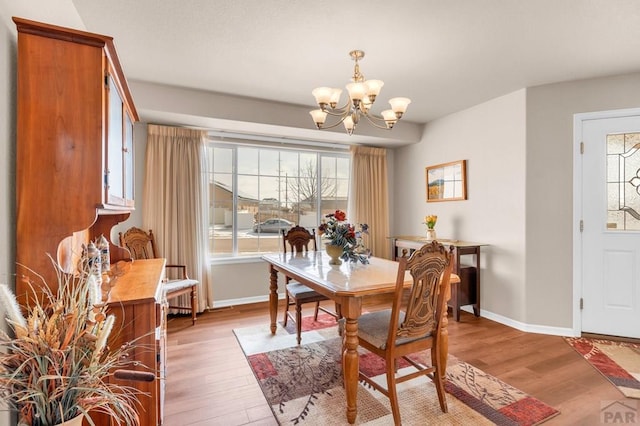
234 314 559 425
565 337 640 399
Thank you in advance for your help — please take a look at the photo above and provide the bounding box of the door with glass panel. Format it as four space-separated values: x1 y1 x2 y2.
581 114 640 338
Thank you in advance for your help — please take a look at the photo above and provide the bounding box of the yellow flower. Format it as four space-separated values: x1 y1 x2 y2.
424 215 437 229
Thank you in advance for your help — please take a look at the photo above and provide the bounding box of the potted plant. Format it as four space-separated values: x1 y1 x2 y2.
0 261 144 425
318 210 370 265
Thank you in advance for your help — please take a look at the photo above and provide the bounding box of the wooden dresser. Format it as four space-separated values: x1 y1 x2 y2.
14 17 165 425
390 236 486 321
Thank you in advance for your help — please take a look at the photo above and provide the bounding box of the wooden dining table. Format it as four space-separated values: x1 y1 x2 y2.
262 251 459 424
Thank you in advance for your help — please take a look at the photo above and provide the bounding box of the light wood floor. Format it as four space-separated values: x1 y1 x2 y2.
164 299 629 425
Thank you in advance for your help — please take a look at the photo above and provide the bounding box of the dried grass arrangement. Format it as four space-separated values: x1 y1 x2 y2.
0 261 143 425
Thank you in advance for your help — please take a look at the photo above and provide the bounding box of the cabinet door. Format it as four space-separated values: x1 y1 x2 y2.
106 72 134 208
124 112 135 202
107 73 125 205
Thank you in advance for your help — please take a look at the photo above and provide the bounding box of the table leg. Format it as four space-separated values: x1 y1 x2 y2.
269 265 278 334
343 317 359 424
439 306 449 379
440 276 452 378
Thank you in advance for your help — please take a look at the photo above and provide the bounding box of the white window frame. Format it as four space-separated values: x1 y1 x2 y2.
207 134 350 262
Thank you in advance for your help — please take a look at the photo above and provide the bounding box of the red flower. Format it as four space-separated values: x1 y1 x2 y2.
334 210 346 221
346 225 356 239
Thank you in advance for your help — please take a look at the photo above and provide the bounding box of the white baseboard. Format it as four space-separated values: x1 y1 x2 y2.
462 306 577 337
211 293 285 309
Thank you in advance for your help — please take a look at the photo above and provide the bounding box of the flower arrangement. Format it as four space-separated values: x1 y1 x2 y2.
0 260 143 426
318 210 370 264
424 215 438 230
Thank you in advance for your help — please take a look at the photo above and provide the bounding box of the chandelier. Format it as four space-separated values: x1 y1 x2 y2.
309 50 411 135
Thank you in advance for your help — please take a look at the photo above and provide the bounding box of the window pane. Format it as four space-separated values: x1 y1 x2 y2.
280 151 299 176
238 147 259 175
259 149 280 176
336 157 350 179
213 147 233 173
321 156 336 177
606 132 640 231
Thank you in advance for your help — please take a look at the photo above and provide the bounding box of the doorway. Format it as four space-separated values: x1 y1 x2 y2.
574 109 640 338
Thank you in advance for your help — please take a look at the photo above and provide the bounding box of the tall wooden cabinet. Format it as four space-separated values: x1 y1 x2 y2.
14 17 164 425
14 16 137 296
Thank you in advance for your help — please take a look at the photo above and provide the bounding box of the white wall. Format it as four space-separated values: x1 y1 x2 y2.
393 89 528 322
0 12 16 426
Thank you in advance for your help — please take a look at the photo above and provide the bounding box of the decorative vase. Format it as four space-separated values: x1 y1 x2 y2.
57 414 84 426
325 244 343 265
426 228 437 241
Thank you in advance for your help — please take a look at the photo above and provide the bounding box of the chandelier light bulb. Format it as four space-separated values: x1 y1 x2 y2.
343 115 355 134
364 79 384 102
346 82 366 102
309 109 328 128
312 87 333 109
381 109 397 128
389 97 411 118
329 88 342 108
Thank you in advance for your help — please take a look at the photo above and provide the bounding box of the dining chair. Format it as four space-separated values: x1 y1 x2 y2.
119 227 199 325
355 240 453 425
282 225 339 344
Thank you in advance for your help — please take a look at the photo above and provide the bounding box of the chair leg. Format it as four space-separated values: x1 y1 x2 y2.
283 292 290 327
314 301 320 321
432 347 448 413
190 285 197 326
295 301 303 345
386 356 401 425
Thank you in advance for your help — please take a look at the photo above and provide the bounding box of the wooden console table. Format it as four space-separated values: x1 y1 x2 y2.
390 236 486 321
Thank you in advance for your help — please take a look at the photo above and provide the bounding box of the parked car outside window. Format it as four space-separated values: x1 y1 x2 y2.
253 218 294 233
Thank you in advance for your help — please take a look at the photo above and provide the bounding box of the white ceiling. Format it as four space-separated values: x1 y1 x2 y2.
12 1 640 138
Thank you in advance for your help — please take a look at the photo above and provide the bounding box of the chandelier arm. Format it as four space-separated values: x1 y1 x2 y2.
323 108 350 117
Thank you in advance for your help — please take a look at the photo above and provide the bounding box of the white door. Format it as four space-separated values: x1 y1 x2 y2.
580 114 640 338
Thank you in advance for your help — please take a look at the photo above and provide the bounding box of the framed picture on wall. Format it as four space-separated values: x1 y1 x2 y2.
425 160 467 202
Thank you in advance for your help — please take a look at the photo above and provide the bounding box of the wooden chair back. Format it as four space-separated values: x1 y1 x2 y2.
282 226 317 254
119 227 159 260
389 241 453 349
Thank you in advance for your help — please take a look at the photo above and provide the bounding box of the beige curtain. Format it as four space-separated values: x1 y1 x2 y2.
143 124 209 311
349 145 391 259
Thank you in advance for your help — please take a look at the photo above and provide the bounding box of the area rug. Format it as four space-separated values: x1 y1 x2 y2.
565 337 640 399
234 314 559 425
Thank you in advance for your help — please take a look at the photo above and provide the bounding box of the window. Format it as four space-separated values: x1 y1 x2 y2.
207 140 350 258
607 132 640 230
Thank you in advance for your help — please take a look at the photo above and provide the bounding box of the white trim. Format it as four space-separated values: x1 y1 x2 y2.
572 107 640 337
468 306 577 337
209 255 265 265
208 131 350 151
211 293 286 309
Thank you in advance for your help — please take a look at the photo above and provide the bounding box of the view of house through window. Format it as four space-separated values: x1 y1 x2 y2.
207 141 350 257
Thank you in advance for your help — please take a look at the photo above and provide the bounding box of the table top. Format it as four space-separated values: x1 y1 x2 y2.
262 251 459 298
390 235 488 247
